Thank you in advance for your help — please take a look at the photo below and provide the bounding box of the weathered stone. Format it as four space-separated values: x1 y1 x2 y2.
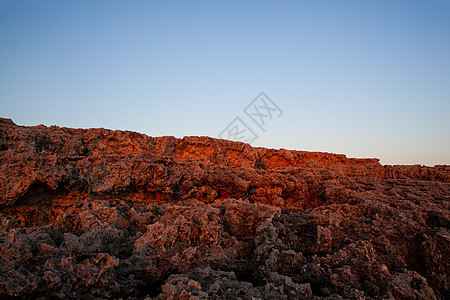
0 120 448 299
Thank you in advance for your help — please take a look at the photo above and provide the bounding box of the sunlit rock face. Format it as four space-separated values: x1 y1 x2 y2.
0 117 448 299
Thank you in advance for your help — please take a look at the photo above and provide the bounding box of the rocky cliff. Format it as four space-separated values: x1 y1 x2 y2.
0 117 448 299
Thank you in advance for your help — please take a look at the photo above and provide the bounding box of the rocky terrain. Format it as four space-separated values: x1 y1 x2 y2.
0 117 448 299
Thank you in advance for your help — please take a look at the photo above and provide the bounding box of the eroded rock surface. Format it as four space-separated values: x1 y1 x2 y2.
0 118 448 299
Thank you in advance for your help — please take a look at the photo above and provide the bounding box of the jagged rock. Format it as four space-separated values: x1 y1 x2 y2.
0 119 448 299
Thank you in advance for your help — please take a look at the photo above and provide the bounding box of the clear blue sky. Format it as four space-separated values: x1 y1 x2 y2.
1 0 449 166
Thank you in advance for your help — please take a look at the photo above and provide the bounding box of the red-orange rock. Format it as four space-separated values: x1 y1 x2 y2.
0 118 448 299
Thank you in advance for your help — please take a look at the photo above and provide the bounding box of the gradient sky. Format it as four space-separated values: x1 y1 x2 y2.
1 0 449 166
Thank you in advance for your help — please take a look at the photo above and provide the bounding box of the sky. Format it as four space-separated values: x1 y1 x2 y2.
0 0 449 166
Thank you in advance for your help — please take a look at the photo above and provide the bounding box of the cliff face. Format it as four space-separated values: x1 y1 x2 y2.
0 117 448 299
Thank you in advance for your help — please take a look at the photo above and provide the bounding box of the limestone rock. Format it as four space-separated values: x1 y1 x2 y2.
0 119 448 299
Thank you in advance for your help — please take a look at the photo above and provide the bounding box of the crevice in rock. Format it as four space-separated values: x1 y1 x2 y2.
254 157 267 170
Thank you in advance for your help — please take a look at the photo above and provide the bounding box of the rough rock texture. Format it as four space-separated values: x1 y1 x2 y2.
0 117 449 299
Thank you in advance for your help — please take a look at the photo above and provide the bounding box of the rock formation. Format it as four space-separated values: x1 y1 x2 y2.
0 117 448 299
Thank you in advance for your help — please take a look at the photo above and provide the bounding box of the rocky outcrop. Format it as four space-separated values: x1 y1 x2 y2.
0 118 448 299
